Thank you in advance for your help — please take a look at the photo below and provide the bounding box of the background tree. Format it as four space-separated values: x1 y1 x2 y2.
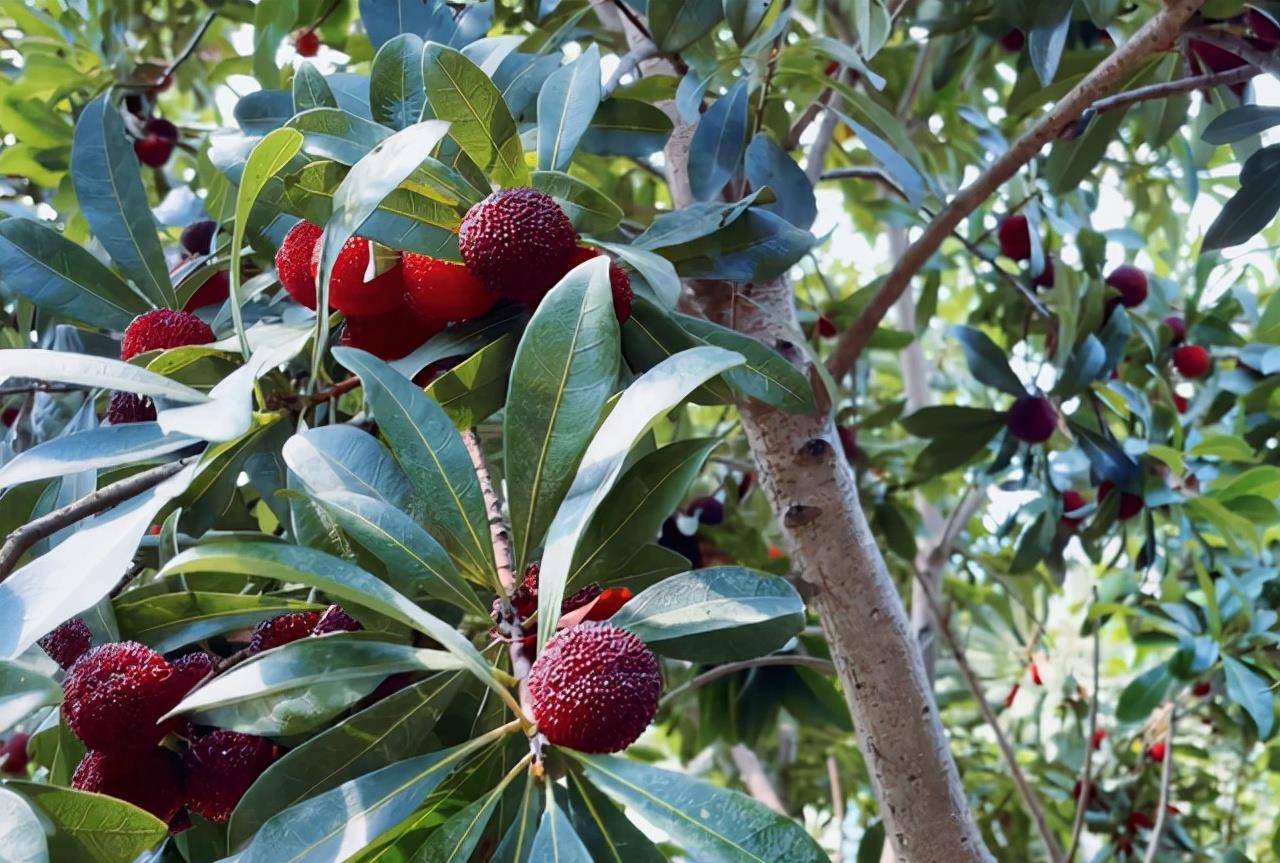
1 0 1279 861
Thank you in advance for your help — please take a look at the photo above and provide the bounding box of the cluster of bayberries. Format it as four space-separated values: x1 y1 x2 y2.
28 606 359 827
275 187 633 360
107 308 216 424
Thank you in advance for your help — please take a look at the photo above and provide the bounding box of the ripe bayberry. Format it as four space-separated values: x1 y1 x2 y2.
249 611 322 653
105 391 157 424
38 617 92 670
459 188 578 302
1031 254 1055 289
61 642 192 753
1098 481 1143 520
1105 265 1147 308
339 307 444 360
121 309 215 361
1006 395 1057 443
0 733 29 774
561 246 633 323
997 214 1032 261
1172 344 1210 379
999 29 1025 52
73 748 185 822
309 237 404 316
276 220 323 309
180 220 218 256
1061 490 1087 528
1163 315 1186 344
295 30 320 57
402 253 499 323
184 729 279 822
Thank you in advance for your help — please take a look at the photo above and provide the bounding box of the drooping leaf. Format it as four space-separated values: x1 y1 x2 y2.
1204 145 1280 251
537 44 601 172
674 312 815 413
0 424 199 489
1202 105 1280 144
579 98 673 158
562 771 665 863
688 82 749 202
952 325 1026 396
0 787 47 863
658 209 814 282
532 171 624 234
744 133 817 229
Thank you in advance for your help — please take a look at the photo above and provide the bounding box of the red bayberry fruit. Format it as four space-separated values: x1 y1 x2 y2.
106 391 157 424
1061 490 1087 528
1 407 17 427
1192 680 1211 697
1098 481 1143 520
999 29 1025 52
184 729 279 822
687 495 724 525
1091 727 1107 749
1127 811 1154 830
339 307 444 360
249 611 323 653
1006 395 1057 443
121 309 215 361
1163 315 1186 344
172 651 216 692
1172 344 1211 378
295 29 320 57
997 214 1032 261
838 425 857 462
276 220 323 309
1172 393 1188 414
39 617 92 670
1004 683 1019 708
61 642 191 753
528 622 661 753
312 604 362 635
1105 265 1147 308
1032 254 1055 289
560 246 633 323
766 544 783 559
816 314 837 337
183 270 230 311
134 135 174 167
180 220 218 256
1029 662 1043 686
0 733 29 774
402 253 499 323
459 188 579 302
1147 739 1166 762
309 237 404 316
73 748 185 822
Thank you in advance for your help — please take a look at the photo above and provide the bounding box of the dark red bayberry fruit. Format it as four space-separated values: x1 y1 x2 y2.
249 611 323 653
816 314 837 337
528 622 661 753
1172 393 1188 414
999 29 1025 52
61 642 190 753
295 30 320 57
182 270 230 311
687 495 724 526
133 118 179 168
0 733 29 774
39 617 92 670
561 246 633 324
402 253 499 323
1173 344 1211 379
276 220 323 309
1248 8 1280 46
121 309 215 361
73 748 185 822
997 214 1032 261
312 604 362 635
1163 315 1186 344
459 188 578 302
1032 254 1055 289
180 220 218 256
1061 490 1087 528
106 391 157 424
1127 811 1154 831
339 307 444 360
1105 265 1147 308
1188 40 1249 98
184 729 279 822
309 237 403 316
1006 395 1057 443
1192 680 1212 697
1098 481 1143 520
171 651 216 692
1091 727 1106 750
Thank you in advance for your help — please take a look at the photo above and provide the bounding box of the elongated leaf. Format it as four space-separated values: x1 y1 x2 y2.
531 171 623 234
530 793 593 862
1204 145 1280 251
675 313 814 413
724 0 769 45
391 303 529 379
0 787 47 863
229 670 464 847
293 61 337 111
424 43 528 186
537 44 601 172
71 96 173 307
0 351 202 407
657 209 813 282
158 542 508 701
361 0 436 48
7 780 167 863
579 98 673 158
334 348 495 583
0 660 62 734
0 218 149 330
689 82 749 202
744 133 817 229
1116 664 1172 723
425 334 516 428
113 592 323 653
562 772 665 863
1223 656 1274 739
573 755 827 863
413 782 506 862
506 257 620 572
287 108 393 165
314 490 486 616
597 243 681 309
536 346 744 651
952 325 1025 396
283 425 412 507
0 424 198 489
1028 7 1070 86
1202 105 1280 144
649 0 724 51
371 34 427 130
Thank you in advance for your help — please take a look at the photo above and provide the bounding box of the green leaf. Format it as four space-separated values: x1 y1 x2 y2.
658 209 813 282
253 0 297 86
0 218 149 330
529 791 593 862
724 0 770 45
371 34 427 131
649 0 725 51
0 787 47 863
570 438 718 588
1044 102 1128 194
745 133 817 229
537 44 601 172
284 425 413 508
423 42 529 186
900 405 1005 438
6 780 167 863
493 772 544 863
1116 664 1172 723
532 171 624 234
1202 105 1280 144
293 61 338 111
334 347 496 583
391 303 529 379
563 771 665 863
287 107 393 165
611 567 805 661
1204 145 1280 251
675 312 815 413
425 334 517 428
314 490 486 616
912 425 1001 481
0 659 62 734
952 325 1025 396
114 591 323 653
572 754 827 863
579 98 673 158
597 243 681 309
1027 7 1070 87
688 82 749 202
158 542 511 705
506 257 620 572
1223 656 1275 739
0 423 198 489
412 781 507 862
229 670 465 847
622 295 736 406
535 346 744 651
167 635 457 735
70 96 174 308
361 0 437 48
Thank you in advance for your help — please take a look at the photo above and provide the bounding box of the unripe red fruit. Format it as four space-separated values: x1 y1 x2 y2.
1098 481 1143 520
106 391 157 424
1192 680 1211 697
121 309 215 361
340 307 444 360
402 253 499 323
184 729 279 822
1162 315 1186 344
73 749 185 822
1147 739 1166 762
0 733 29 774
39 617 92 670
999 29 1025 52
1172 344 1211 378
561 246 634 323
180 220 218 256
1105 265 1147 308
997 214 1032 261
1032 254 1055 289
249 611 322 653
766 545 783 559
459 188 579 302
295 30 321 57
276 220 323 309
1091 727 1107 749
816 314 837 337
528 622 661 753
309 237 404 316
1061 490 1087 528
62 642 191 753
1006 395 1057 443
183 270 230 311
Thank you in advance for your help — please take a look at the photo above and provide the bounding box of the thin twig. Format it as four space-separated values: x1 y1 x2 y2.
1089 63 1261 115
730 744 787 813
1143 708 1176 863
659 655 836 708
162 11 218 79
266 376 360 411
0 457 196 580
609 0 653 43
1189 30 1280 78
1064 588 1102 863
603 43 658 97
826 0 1208 378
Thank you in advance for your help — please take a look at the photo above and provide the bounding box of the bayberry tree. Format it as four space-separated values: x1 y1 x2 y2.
1 0 1279 861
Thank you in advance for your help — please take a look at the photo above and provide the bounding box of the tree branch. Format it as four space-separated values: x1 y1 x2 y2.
1143 708 1176 863
826 0 1208 379
0 457 196 580
1064 589 1102 863
1089 63 1261 115
1189 30 1280 77
730 744 787 814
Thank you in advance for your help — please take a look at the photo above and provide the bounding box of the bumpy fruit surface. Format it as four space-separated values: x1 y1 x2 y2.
528 622 661 753
172 651 216 691
39 618 92 670
106 391 157 424
249 611 323 653
312 604 363 635
121 309 215 361
73 749 185 822
61 642 190 753
1105 265 1147 308
276 220 323 309
459 188 578 301
0 733 29 774
184 729 279 822
1006 395 1057 443
402 253 499 323
1173 344 1210 378
180 220 217 256
339 308 444 360
997 214 1031 261
310 237 404 316
562 246 633 323
1098 481 1143 520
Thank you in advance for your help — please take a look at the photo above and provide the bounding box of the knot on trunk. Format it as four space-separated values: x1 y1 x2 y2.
783 503 822 528
796 437 833 464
